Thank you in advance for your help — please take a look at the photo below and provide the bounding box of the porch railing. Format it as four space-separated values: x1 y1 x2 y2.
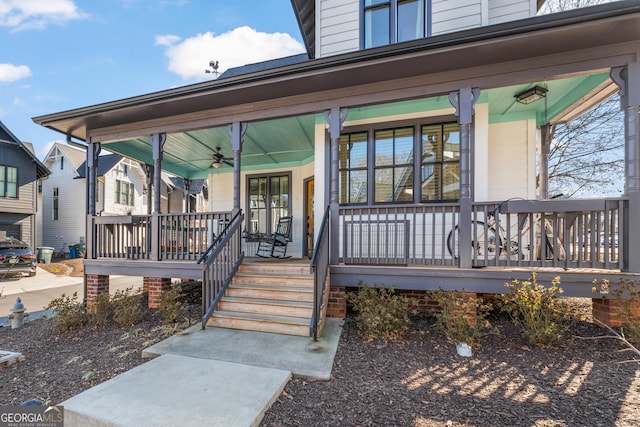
310 206 330 341
468 198 623 269
199 211 244 328
89 211 233 261
338 198 624 270
339 204 460 266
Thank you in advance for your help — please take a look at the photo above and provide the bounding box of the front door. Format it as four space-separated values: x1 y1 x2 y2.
304 177 314 258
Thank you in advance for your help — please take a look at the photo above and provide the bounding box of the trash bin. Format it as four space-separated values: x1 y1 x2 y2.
68 244 78 259
37 247 54 264
76 243 85 257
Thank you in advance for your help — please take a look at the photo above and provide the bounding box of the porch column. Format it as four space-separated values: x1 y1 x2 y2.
86 140 101 260
539 124 551 200
325 107 348 265
87 140 101 216
612 62 640 273
228 122 247 214
151 133 166 214
151 133 166 261
142 163 153 215
449 88 480 269
183 178 191 213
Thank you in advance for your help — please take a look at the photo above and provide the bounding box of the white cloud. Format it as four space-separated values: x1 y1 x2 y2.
157 26 305 81
12 97 23 105
0 0 87 31
155 34 181 47
0 63 31 83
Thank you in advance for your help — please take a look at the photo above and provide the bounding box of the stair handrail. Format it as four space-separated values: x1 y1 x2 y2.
200 211 245 329
197 211 241 265
310 205 330 341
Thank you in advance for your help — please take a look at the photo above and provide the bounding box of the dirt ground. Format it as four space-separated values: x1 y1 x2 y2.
1 265 639 425
37 257 84 277
261 312 640 427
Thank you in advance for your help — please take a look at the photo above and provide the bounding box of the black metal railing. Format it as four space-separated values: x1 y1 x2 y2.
310 206 330 341
199 211 244 329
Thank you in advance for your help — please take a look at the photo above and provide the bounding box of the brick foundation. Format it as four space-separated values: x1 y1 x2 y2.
144 277 172 309
326 286 347 318
342 287 479 325
86 274 109 304
593 298 640 328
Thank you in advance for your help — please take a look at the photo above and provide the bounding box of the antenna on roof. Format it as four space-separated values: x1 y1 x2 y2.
205 60 219 77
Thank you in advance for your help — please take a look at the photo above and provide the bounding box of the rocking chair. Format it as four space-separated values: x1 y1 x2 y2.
256 216 293 258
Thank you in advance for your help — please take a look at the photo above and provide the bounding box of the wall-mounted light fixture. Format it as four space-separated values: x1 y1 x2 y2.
514 85 548 104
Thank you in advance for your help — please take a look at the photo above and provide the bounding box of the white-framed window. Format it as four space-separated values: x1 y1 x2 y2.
115 179 135 206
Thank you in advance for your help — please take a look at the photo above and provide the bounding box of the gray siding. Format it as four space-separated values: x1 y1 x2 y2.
0 142 39 247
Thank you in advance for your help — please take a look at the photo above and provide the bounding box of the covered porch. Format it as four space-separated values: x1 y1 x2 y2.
33 3 640 333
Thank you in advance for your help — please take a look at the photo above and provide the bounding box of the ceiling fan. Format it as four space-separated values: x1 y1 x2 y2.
210 147 233 169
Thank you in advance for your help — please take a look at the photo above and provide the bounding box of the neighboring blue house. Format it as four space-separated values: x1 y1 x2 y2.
0 120 50 250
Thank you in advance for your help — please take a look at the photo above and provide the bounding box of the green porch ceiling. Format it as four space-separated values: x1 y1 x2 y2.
100 73 611 180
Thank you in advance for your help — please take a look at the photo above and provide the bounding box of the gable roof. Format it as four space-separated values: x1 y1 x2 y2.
76 153 123 178
0 120 50 179
168 176 207 195
56 143 86 170
290 0 315 59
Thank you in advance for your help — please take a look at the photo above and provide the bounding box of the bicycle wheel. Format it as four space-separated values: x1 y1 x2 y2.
447 222 501 261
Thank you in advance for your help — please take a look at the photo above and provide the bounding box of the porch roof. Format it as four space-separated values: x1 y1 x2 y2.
32 1 640 179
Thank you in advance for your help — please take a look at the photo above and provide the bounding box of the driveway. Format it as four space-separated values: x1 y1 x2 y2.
0 267 143 325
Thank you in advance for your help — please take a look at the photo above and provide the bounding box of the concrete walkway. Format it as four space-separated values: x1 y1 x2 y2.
61 319 343 427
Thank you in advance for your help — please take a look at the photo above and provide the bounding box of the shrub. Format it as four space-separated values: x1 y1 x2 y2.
502 273 571 347
87 292 113 328
46 292 87 331
429 289 493 347
345 282 418 340
593 278 640 346
111 288 145 326
159 285 186 324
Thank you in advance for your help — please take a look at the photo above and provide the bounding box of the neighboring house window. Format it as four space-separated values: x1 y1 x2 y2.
53 187 59 220
60 157 64 170
374 127 414 203
339 132 368 204
363 0 429 49
422 123 460 201
0 165 18 198
115 179 134 206
339 120 460 204
247 174 290 236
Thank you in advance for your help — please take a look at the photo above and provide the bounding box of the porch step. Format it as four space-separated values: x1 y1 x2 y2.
218 297 313 318
238 262 311 276
226 284 314 302
207 311 309 336
232 271 313 288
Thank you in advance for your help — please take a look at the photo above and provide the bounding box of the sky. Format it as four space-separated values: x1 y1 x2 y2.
0 0 305 158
